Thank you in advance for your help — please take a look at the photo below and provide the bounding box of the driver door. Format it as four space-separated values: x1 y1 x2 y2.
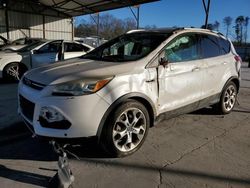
158 33 204 113
31 40 62 68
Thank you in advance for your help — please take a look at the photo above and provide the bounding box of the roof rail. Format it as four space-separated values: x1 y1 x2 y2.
126 29 146 34
184 27 225 36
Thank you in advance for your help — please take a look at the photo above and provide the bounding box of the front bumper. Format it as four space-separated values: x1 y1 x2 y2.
18 81 110 138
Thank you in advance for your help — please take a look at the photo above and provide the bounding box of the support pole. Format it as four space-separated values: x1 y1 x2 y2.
137 5 140 29
202 0 211 29
129 5 140 29
4 2 9 39
43 15 45 39
96 12 99 37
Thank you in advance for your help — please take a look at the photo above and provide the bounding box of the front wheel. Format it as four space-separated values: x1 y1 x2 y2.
101 99 150 157
3 63 26 81
216 81 237 114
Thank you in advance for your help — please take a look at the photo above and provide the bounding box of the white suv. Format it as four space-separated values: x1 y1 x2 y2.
18 28 241 157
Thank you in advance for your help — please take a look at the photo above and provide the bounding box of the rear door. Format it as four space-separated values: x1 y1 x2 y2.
31 40 62 68
158 33 204 113
200 34 231 99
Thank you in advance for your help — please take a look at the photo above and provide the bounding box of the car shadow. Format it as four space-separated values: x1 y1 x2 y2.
233 109 250 114
0 122 111 161
189 107 219 116
0 164 50 187
0 78 17 84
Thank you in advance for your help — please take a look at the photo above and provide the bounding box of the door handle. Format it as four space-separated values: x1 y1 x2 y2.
146 79 155 83
192 67 200 72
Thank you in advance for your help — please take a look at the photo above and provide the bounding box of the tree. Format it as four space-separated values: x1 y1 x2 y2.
213 21 220 31
235 16 245 44
201 23 214 30
74 13 136 40
201 21 219 31
223 16 232 38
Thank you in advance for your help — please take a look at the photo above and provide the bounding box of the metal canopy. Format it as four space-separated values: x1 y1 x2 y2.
38 0 159 17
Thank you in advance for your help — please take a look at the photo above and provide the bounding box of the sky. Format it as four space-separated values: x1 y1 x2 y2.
75 0 250 41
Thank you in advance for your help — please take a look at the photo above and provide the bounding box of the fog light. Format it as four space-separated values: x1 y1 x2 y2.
39 107 71 129
40 107 65 122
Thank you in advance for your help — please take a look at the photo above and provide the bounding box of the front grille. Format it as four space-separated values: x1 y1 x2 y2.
19 95 35 121
23 77 45 90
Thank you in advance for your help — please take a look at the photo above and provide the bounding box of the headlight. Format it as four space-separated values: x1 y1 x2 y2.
52 78 112 96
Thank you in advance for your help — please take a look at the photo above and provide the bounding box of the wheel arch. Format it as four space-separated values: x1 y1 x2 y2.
3 62 28 72
3 62 28 79
97 92 157 141
223 76 240 94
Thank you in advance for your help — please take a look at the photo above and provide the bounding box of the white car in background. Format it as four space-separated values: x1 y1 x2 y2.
0 40 94 81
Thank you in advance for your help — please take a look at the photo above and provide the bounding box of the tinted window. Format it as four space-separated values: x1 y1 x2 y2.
83 33 169 62
17 41 46 52
82 44 90 52
0 38 4 45
200 35 220 58
12 38 25 45
38 41 61 54
65 43 84 52
165 34 200 62
219 38 230 55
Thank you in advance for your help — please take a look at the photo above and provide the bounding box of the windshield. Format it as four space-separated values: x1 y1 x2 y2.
16 41 46 53
82 33 169 62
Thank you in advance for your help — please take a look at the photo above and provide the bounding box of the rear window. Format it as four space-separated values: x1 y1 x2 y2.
219 38 231 55
200 35 220 58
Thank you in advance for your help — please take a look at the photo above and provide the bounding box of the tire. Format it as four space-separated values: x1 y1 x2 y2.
101 99 150 157
216 81 237 114
3 63 26 82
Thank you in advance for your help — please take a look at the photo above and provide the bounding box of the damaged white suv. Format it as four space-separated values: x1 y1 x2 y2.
18 28 241 157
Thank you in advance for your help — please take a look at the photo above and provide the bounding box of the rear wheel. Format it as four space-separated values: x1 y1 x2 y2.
216 81 237 114
101 99 150 157
3 63 26 81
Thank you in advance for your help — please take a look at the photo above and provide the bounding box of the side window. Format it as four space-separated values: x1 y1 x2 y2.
12 38 25 45
102 38 152 58
81 45 90 52
0 38 4 45
200 35 220 58
164 34 200 63
65 43 84 52
38 41 61 54
219 38 230 55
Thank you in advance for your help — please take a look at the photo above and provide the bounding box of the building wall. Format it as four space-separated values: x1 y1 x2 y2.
0 9 73 41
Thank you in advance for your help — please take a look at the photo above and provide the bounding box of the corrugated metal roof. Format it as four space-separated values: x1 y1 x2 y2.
38 0 159 17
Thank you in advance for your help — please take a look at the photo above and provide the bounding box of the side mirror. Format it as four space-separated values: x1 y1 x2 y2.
32 49 39 54
159 57 169 68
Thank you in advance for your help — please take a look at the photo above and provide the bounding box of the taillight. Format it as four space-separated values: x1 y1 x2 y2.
234 55 242 63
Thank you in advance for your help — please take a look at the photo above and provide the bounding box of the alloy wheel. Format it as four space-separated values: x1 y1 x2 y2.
112 108 146 152
7 64 20 80
223 85 236 112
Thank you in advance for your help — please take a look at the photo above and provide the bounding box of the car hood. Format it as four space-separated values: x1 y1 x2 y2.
25 58 143 85
1 45 26 51
0 51 19 57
